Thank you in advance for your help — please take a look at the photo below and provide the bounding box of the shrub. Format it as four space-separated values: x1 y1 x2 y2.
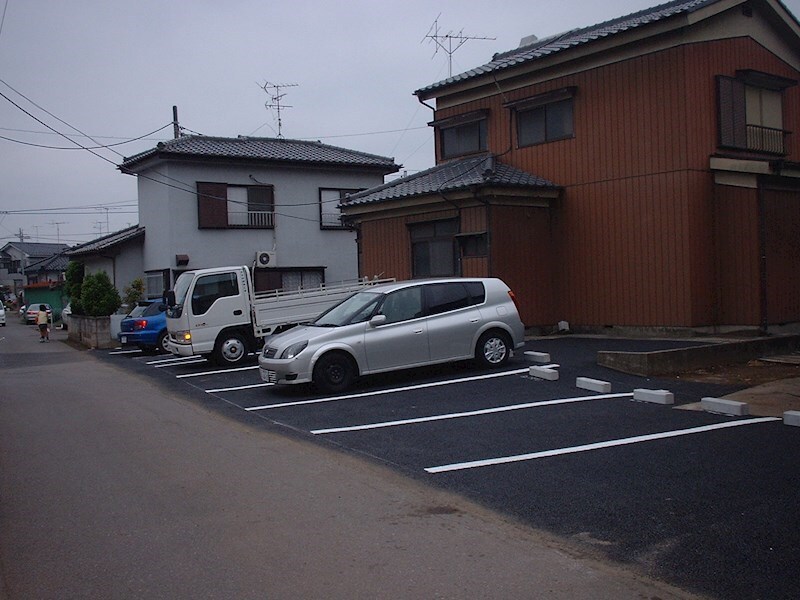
64 261 85 315
122 277 145 311
80 271 121 317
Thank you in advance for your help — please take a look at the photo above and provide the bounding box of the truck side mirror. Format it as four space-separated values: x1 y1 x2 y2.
165 290 176 307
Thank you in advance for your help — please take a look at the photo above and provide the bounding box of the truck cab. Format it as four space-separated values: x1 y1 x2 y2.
166 266 254 365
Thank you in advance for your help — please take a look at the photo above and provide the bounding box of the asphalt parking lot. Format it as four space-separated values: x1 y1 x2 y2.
100 337 799 600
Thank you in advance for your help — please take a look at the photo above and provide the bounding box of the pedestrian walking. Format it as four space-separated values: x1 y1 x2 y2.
36 304 49 342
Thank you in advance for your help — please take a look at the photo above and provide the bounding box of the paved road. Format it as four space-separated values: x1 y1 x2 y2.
0 320 693 599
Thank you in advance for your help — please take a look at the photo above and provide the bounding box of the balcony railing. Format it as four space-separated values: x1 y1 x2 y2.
746 124 790 155
227 210 274 228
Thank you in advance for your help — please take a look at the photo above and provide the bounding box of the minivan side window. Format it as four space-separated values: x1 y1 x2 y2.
379 287 423 324
426 282 473 315
191 272 239 315
464 281 486 304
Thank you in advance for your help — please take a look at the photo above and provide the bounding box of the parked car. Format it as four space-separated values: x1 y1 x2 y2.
258 277 525 393
25 304 52 325
0 304 5 326
118 300 168 353
61 302 72 330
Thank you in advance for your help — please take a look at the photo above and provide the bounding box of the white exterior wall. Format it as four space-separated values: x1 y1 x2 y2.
135 161 384 285
81 239 143 294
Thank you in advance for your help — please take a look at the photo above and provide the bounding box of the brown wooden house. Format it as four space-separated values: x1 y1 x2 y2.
342 0 800 332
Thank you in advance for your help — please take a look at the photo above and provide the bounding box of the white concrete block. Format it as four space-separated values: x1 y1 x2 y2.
529 366 559 381
524 351 551 363
576 377 611 393
633 389 675 405
784 411 800 427
700 397 749 416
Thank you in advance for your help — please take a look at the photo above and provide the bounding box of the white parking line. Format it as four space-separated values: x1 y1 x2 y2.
206 382 274 393
424 417 781 473
245 368 532 411
153 358 207 368
145 355 205 365
176 365 259 378
109 349 141 355
312 392 633 434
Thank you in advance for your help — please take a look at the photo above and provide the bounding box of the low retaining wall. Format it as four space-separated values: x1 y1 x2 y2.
67 315 116 349
598 334 800 376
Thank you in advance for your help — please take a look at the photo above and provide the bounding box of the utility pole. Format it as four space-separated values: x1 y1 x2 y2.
172 105 181 139
423 15 495 77
16 228 29 243
261 82 298 139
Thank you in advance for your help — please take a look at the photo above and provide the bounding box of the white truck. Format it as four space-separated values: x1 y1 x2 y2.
164 265 393 365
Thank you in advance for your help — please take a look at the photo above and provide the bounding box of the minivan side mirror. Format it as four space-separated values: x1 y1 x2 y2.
369 314 387 327
164 290 176 307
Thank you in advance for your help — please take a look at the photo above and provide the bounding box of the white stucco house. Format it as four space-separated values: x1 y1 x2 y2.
68 135 400 299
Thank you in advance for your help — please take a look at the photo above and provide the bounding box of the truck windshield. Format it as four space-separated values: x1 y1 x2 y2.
313 291 382 327
172 272 195 306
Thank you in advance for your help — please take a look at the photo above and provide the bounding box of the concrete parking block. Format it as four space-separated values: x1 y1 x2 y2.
701 397 749 416
524 351 551 363
576 377 611 393
784 411 800 427
633 389 675 405
529 366 559 380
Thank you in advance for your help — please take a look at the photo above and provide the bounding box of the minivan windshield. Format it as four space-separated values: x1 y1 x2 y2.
312 291 382 327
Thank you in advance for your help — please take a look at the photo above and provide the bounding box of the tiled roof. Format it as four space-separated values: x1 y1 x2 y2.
26 253 70 272
343 154 558 207
0 242 70 258
65 225 144 257
121 135 400 173
415 0 718 97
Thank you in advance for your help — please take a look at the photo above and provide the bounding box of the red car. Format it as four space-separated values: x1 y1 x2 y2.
25 303 53 325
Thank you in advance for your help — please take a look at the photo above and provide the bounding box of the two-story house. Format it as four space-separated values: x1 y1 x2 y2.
1 242 71 296
69 135 399 299
342 0 800 333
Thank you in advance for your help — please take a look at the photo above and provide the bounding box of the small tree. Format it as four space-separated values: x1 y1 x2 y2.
64 260 85 315
122 277 145 311
80 271 122 317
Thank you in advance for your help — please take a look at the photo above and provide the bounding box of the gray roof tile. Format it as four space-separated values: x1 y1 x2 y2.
343 154 558 206
121 135 399 173
415 0 718 97
1 242 70 258
65 225 144 257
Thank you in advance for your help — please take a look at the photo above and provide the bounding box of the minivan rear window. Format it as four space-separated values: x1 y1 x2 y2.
425 282 484 315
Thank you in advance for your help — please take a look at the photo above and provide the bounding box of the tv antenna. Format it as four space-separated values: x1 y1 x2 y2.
260 81 298 139
422 14 495 77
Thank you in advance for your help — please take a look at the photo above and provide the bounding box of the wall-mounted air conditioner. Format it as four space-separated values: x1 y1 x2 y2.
255 250 277 268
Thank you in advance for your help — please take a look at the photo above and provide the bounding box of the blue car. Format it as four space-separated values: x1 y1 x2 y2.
118 300 168 353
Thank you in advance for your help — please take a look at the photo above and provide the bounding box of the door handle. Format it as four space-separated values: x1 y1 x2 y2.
414 329 424 334
233 309 243 316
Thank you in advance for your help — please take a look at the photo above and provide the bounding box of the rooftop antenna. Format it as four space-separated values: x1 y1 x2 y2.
422 14 495 78
261 81 298 139
49 221 65 243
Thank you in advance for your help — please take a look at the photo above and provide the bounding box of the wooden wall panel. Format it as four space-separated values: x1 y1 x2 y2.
764 189 800 323
714 185 760 325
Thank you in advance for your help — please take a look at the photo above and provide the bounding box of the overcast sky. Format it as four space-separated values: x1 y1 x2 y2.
2 0 799 246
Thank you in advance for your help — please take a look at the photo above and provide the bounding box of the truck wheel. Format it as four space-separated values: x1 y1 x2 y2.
312 352 355 393
212 332 248 366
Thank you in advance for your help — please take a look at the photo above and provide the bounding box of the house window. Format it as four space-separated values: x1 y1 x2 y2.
253 268 324 293
441 119 487 159
456 232 488 257
320 188 360 229
717 72 795 155
197 182 274 229
409 219 458 278
510 88 576 147
145 269 170 300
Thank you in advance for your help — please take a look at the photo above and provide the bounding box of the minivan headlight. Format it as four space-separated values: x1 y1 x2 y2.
280 341 308 359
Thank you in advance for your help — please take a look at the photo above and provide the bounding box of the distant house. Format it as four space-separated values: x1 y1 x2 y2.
64 226 145 291
73 135 399 299
342 0 800 332
0 242 70 296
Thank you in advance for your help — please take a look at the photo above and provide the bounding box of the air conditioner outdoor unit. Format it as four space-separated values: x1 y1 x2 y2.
255 250 277 268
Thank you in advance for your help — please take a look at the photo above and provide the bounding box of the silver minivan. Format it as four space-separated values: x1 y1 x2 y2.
258 277 525 393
